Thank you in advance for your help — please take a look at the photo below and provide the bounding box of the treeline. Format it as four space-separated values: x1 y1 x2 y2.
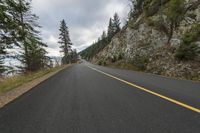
0 0 49 76
80 13 121 60
58 19 78 64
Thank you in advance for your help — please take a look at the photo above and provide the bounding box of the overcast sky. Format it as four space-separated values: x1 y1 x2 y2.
31 0 130 56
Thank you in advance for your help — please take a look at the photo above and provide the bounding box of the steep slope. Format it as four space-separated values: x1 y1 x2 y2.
87 0 200 81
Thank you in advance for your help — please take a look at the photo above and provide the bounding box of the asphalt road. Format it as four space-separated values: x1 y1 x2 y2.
0 62 200 133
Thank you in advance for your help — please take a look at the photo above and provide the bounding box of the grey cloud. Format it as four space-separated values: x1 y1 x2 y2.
32 0 130 55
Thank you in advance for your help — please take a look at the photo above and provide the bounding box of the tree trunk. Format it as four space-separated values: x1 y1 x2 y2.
167 22 174 47
19 0 29 71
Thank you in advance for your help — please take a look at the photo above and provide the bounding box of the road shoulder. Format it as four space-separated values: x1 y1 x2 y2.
0 65 72 108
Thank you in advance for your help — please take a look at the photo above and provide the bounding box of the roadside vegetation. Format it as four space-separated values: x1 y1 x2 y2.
0 65 67 94
0 0 49 75
58 19 78 64
0 0 78 94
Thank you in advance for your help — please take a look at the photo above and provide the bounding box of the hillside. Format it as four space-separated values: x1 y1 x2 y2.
81 0 200 81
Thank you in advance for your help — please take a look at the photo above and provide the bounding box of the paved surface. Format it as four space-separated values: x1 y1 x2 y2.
0 62 200 133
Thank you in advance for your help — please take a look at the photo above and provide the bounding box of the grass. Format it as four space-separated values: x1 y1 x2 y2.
0 66 67 94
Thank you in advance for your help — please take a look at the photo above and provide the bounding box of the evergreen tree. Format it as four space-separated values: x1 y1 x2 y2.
70 49 78 63
0 50 6 77
107 18 114 41
112 13 121 34
164 0 185 45
0 0 49 74
2 0 48 72
130 0 146 19
58 19 72 64
19 36 48 71
101 31 107 40
15 0 48 71
0 0 17 47
0 0 18 75
81 13 121 60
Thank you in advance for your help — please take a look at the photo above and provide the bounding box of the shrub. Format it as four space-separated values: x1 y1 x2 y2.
175 43 200 60
98 60 106 66
144 0 161 17
98 60 103 65
146 17 155 27
175 24 200 60
132 54 149 71
118 53 124 60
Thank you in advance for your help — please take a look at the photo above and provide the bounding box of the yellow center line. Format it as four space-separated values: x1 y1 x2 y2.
87 66 200 114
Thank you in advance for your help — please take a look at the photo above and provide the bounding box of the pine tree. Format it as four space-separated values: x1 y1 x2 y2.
70 49 78 63
107 18 114 41
0 0 17 47
0 0 16 75
0 0 48 74
129 0 146 20
58 19 72 64
164 0 185 45
19 36 48 71
0 51 6 76
101 31 107 40
112 13 121 34
11 0 48 71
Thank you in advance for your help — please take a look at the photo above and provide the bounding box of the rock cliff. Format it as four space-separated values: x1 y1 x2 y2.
92 0 200 80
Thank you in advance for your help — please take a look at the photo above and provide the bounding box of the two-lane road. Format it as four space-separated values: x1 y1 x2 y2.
0 62 200 133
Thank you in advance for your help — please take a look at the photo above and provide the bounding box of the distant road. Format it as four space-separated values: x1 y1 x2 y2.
0 61 200 133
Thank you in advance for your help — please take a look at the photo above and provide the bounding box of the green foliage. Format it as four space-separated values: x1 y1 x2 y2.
132 54 149 71
175 24 200 60
144 0 160 17
80 36 109 60
147 17 169 35
129 0 146 19
98 59 106 66
164 0 186 44
144 0 186 44
81 13 121 60
107 13 121 41
70 50 78 63
19 38 49 71
113 13 121 34
62 49 78 64
118 53 124 60
16 0 48 72
175 43 199 60
128 0 147 28
58 19 75 64
165 0 185 24
0 65 67 94
144 0 170 17
0 0 49 74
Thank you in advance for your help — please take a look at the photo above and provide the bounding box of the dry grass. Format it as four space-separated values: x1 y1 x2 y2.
0 66 66 94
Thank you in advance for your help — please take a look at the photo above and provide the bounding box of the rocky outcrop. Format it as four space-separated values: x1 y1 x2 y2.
92 1 200 81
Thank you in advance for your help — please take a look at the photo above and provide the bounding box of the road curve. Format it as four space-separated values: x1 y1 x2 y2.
0 63 200 133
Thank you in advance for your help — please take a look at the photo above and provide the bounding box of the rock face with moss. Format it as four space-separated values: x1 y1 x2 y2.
92 0 200 81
